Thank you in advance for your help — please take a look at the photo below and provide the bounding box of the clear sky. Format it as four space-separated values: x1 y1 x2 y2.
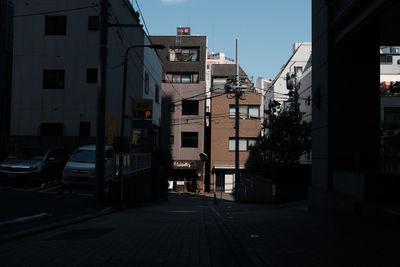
131 0 311 80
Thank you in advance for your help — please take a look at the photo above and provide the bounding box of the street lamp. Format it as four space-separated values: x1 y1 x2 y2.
118 43 165 206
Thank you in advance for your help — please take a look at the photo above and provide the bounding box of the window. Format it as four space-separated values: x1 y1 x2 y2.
86 68 97 83
43 70 65 89
168 135 174 145
294 66 303 77
248 106 260 118
181 132 198 148
145 73 149 94
79 122 90 136
229 105 260 119
41 123 63 136
380 55 393 64
228 138 257 151
169 103 175 112
213 78 227 91
155 85 160 103
45 16 66 35
167 73 199 84
88 16 99 31
182 100 199 115
169 47 200 62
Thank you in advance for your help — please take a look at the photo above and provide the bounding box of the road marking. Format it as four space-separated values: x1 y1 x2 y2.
0 213 50 226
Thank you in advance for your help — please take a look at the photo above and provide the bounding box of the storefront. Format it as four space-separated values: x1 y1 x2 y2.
170 160 203 192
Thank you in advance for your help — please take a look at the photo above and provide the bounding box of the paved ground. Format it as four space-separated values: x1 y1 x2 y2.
0 193 399 266
0 184 106 238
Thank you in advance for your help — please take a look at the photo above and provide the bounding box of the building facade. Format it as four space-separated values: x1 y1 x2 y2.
210 64 262 193
151 30 208 192
311 0 400 213
297 66 312 123
255 77 272 135
269 42 312 110
10 0 162 154
0 0 13 159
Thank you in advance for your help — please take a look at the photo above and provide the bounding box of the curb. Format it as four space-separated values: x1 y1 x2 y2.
0 206 116 244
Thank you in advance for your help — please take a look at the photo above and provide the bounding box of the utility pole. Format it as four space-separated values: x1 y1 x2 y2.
95 0 108 205
234 39 241 202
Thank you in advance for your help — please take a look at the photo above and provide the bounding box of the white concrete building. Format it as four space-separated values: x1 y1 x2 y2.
11 0 163 152
255 77 272 135
297 66 312 123
269 42 312 110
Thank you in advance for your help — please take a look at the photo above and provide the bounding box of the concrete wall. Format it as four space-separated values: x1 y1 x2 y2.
298 67 312 123
0 0 13 158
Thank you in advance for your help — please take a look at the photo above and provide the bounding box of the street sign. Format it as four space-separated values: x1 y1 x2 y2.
133 99 152 119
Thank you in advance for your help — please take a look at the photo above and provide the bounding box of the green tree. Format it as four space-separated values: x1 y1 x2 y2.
247 108 311 170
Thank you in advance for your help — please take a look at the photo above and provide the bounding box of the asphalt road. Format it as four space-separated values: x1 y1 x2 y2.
0 182 105 238
1 194 399 266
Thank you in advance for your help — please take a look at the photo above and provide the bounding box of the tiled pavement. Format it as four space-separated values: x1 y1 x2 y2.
0 193 399 266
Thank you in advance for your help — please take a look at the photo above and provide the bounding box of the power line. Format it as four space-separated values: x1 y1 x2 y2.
12 4 99 18
174 92 227 107
132 0 150 37
109 10 185 101
255 86 310 101
171 91 208 104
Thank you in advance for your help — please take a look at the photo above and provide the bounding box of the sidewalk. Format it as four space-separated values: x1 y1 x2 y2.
0 194 399 266
212 199 400 267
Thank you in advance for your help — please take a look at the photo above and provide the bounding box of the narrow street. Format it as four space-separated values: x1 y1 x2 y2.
1 194 399 266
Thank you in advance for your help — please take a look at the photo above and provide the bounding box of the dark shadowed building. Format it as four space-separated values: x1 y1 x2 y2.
0 0 13 159
311 0 400 212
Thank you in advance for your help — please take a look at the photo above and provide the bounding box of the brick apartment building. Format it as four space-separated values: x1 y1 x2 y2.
209 64 262 193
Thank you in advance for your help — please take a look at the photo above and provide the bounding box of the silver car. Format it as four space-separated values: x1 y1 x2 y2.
62 145 116 187
0 147 69 184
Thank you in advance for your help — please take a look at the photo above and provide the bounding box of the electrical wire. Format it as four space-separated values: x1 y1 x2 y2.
132 0 150 36
12 4 99 18
109 9 185 101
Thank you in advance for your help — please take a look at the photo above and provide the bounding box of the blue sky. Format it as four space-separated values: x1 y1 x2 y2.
131 0 311 80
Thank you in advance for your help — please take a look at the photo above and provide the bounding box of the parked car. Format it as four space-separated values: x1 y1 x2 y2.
62 145 116 187
0 146 69 184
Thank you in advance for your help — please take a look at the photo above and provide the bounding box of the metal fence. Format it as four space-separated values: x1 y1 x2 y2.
380 139 400 175
117 153 152 176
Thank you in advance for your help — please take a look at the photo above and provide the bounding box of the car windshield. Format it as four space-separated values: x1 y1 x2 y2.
8 148 47 160
70 150 96 163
